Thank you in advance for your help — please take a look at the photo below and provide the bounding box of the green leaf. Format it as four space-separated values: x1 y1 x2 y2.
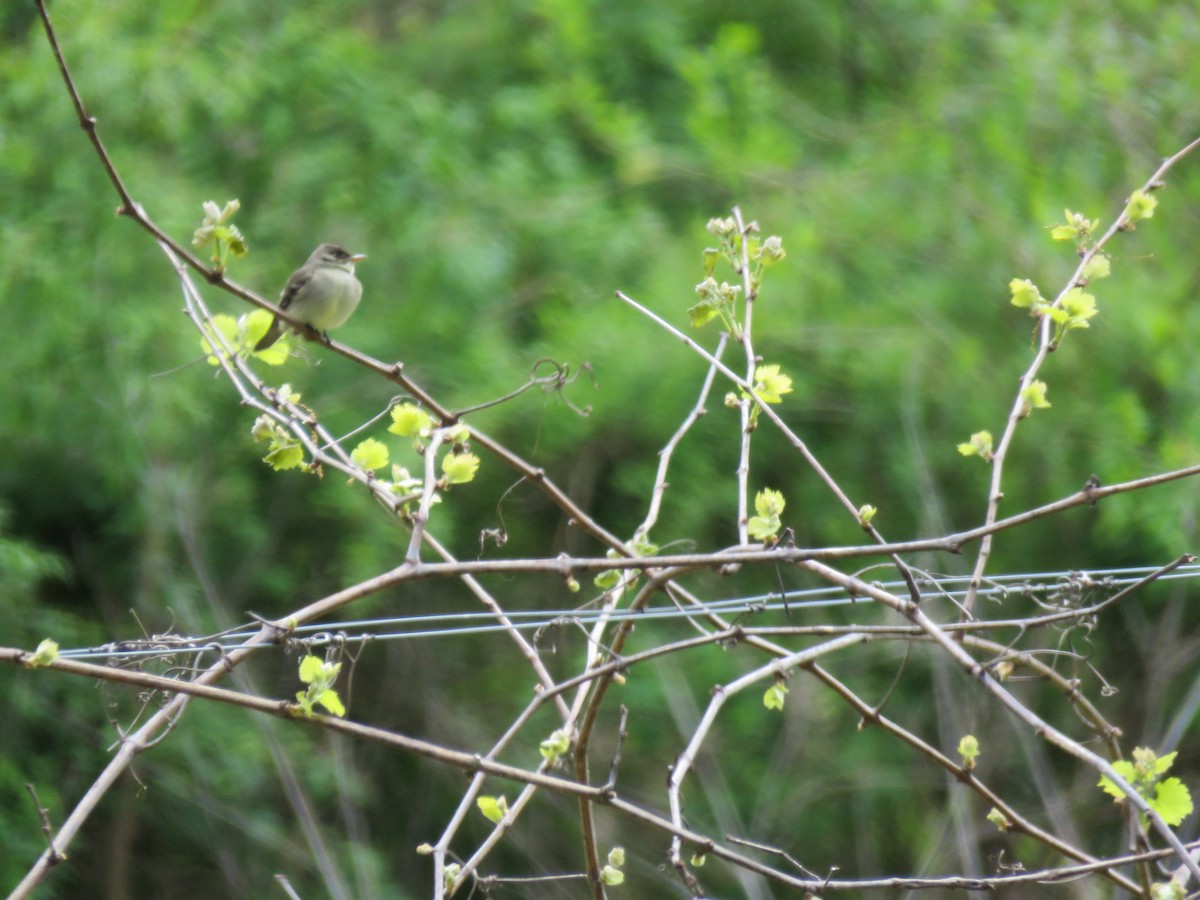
599 866 625 886
956 430 993 461
599 845 625 884
351 438 390 472
318 689 346 718
298 655 326 684
986 807 1011 831
244 310 292 365
690 276 741 331
296 655 343 722
251 417 276 443
28 638 59 667
388 403 434 438
747 516 778 540
192 199 248 269
1152 777 1192 826
442 451 481 485
390 466 423 494
752 364 793 403
1153 751 1178 776
957 734 980 769
1008 278 1043 310
1059 287 1098 330
629 535 659 558
594 569 622 590
477 795 508 824
1081 254 1111 280
253 340 292 366
1019 380 1051 415
1125 188 1158 224
263 443 305 471
687 301 721 328
276 384 301 405
539 729 571 763
749 489 786 541
763 681 788 710
1049 209 1097 243
1099 759 1137 800
755 488 785 518
753 234 786 264
201 314 240 365
252 415 311 472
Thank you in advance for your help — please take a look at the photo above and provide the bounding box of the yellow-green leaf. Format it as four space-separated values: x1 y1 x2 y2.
29 639 59 667
264 444 305 471
1099 759 1137 800
1081 254 1111 280
688 300 721 328
539 729 571 763
318 689 346 718
957 430 993 461
298 655 326 684
958 735 980 768
599 866 625 886
763 681 788 710
1008 278 1043 310
201 314 240 364
753 364 793 403
442 451 480 485
1153 777 1193 826
1125 188 1158 224
754 488 785 518
388 403 434 438
477 795 508 824
1020 380 1051 414
351 438 390 472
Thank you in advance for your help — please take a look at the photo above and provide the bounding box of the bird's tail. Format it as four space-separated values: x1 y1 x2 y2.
254 317 284 351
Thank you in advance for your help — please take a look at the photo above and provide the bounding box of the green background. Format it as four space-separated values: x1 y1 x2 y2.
3 1 1200 896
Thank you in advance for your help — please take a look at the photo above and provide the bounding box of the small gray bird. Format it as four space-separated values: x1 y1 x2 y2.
255 243 367 351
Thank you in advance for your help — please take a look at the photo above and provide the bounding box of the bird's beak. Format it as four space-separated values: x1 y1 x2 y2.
350 253 368 263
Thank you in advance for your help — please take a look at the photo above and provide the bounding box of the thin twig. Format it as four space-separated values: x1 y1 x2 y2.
802 558 1200 886
963 136 1200 617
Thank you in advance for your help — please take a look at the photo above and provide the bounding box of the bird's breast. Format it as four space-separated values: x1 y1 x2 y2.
300 267 363 331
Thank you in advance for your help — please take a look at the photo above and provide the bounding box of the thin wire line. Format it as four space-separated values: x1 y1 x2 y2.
54 563 1200 662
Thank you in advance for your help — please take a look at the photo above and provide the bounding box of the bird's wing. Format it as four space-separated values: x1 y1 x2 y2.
278 269 314 311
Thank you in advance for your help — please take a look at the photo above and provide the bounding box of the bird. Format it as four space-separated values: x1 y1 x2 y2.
254 243 367 351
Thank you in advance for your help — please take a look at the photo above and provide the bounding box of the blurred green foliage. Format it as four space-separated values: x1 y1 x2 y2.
3 0 1200 896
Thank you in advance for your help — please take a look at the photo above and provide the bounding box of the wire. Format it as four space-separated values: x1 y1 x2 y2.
53 563 1200 663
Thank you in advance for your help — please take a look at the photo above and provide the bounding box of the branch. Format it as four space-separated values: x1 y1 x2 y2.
963 136 1200 616
801 558 1200 885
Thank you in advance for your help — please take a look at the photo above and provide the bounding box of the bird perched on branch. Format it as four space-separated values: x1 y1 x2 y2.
255 243 366 350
